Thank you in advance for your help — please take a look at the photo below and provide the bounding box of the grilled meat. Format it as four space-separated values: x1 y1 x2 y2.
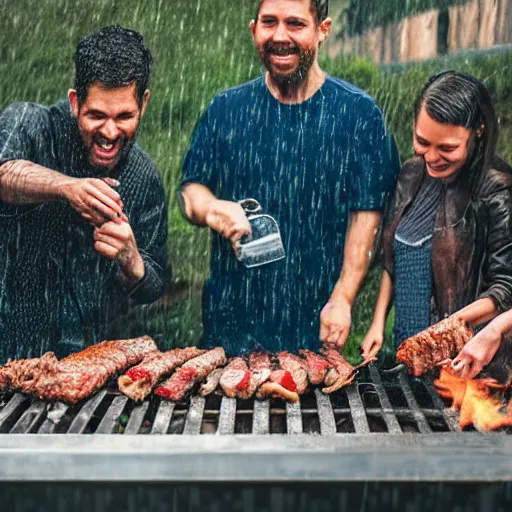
396 316 474 376
277 351 308 394
0 353 57 392
154 347 226 401
237 352 272 399
256 352 306 402
321 348 375 394
257 369 300 402
299 349 333 385
220 357 251 398
199 368 225 396
19 337 158 404
118 346 204 402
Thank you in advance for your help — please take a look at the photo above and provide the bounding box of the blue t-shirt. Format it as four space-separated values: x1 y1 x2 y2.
182 76 399 356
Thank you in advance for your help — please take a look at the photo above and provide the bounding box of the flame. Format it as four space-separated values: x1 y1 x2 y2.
434 365 512 432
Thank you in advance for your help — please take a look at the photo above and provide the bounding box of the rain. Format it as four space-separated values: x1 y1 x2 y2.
0 0 511 357
0 0 511 510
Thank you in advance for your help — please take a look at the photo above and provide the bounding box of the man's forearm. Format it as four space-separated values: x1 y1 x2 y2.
329 211 382 307
179 183 217 226
0 159 71 204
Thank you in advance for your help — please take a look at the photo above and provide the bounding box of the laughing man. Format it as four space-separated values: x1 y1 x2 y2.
0 26 168 361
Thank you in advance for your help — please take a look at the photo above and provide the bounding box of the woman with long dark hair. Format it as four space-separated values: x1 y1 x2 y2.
361 70 512 376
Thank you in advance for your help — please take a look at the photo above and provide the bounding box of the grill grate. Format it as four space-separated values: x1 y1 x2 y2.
0 366 508 435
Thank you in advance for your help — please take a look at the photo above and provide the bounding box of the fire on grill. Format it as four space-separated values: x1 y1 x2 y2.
434 364 512 432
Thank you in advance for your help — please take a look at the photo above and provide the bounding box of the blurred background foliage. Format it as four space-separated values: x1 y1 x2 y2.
0 0 510 364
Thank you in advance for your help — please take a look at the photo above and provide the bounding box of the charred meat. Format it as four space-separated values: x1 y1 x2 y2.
154 347 227 401
18 337 157 404
199 368 225 397
237 352 272 400
321 348 375 394
118 346 204 402
256 352 306 403
396 316 474 376
299 349 333 385
220 357 251 398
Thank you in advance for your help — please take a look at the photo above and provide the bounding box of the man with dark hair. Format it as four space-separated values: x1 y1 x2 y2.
180 0 399 356
255 0 328 23
0 25 168 362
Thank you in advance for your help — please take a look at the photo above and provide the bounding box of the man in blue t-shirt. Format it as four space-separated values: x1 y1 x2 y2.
180 0 399 356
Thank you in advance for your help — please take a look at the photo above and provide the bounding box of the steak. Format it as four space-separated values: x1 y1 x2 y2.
118 346 204 401
0 353 57 392
321 348 376 394
154 347 227 401
237 352 272 400
20 336 158 404
220 357 251 398
299 349 333 385
277 351 309 394
256 352 305 403
199 368 225 396
257 369 299 402
396 316 474 376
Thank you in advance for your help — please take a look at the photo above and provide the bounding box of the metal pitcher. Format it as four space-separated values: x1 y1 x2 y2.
235 198 285 268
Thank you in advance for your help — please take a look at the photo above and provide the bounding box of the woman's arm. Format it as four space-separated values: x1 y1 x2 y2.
361 270 394 359
452 308 512 378
454 297 497 327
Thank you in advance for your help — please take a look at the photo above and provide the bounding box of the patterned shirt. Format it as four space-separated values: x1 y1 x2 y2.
0 100 168 362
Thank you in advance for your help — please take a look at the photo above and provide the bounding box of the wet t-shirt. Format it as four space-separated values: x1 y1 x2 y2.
0 101 168 362
182 76 399 356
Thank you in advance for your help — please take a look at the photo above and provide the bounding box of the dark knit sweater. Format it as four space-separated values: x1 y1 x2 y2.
0 100 168 362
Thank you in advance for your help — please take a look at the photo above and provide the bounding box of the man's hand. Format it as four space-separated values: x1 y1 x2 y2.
61 177 126 226
451 325 502 379
319 297 351 349
361 323 385 360
93 220 145 284
205 199 251 244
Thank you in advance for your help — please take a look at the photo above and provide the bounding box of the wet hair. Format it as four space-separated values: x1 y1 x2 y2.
73 25 152 106
415 70 498 195
255 0 329 24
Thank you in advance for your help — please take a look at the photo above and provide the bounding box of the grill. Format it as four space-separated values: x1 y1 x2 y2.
1 365 511 511
0 365 466 436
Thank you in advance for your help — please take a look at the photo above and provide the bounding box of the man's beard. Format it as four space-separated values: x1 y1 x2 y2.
260 41 315 85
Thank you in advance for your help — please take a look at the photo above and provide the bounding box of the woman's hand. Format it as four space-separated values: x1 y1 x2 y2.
451 324 503 379
361 323 385 360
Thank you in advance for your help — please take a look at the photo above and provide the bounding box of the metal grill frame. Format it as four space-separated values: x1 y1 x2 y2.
0 433 511 482
0 365 511 482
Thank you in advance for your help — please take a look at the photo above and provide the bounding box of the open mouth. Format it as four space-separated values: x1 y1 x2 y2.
93 136 121 161
268 50 299 69
266 44 299 64
270 47 299 56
